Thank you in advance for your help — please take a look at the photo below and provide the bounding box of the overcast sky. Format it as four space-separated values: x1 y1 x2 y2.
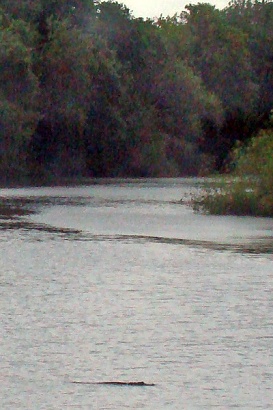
122 0 230 18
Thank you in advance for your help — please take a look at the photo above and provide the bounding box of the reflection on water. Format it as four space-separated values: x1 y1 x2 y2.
0 179 273 409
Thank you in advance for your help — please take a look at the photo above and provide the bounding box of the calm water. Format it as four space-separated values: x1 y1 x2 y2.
1 178 273 409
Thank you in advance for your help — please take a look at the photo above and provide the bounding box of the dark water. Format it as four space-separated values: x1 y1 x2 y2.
1 179 273 409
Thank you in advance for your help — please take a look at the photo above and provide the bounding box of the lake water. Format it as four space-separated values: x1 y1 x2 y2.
1 178 273 409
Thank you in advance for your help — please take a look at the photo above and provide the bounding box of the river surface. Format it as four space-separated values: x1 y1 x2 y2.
0 178 273 409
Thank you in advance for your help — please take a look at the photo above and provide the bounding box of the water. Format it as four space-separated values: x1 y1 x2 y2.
0 178 273 409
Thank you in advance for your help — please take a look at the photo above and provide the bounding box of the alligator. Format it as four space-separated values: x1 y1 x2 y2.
71 381 155 386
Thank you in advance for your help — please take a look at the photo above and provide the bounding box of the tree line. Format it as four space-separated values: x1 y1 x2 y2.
0 0 272 183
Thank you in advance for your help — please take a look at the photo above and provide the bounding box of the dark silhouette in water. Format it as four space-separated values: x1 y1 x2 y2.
71 381 155 386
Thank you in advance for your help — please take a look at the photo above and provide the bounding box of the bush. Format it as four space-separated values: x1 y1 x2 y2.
194 128 273 217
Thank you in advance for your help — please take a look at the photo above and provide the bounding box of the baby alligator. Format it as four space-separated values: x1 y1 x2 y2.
72 381 155 386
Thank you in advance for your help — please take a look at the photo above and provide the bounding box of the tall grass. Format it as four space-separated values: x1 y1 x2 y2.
194 128 273 217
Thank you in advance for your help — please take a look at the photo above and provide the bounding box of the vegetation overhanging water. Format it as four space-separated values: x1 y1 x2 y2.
1 0 273 198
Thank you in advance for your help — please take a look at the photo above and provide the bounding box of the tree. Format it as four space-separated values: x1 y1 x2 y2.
0 11 39 181
184 3 258 113
151 60 223 174
181 3 259 168
30 20 96 178
226 0 273 116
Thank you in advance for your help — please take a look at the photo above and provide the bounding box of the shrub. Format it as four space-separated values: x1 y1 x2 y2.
194 128 273 216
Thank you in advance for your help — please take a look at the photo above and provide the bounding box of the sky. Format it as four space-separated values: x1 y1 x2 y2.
122 0 230 19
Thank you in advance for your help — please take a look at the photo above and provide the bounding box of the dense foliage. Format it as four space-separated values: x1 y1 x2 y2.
0 0 273 183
